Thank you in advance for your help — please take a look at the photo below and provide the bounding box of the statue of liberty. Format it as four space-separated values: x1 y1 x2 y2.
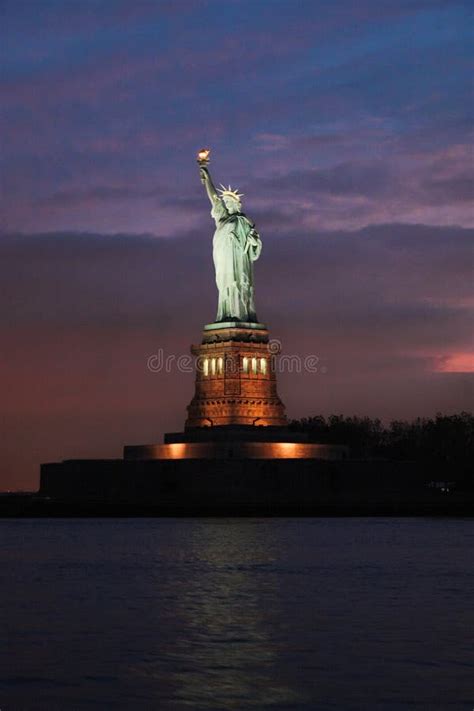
198 149 262 323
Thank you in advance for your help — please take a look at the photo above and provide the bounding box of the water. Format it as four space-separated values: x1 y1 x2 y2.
1 518 473 710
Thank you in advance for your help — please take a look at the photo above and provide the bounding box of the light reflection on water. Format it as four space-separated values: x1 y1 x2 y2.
1 518 473 710
130 523 304 708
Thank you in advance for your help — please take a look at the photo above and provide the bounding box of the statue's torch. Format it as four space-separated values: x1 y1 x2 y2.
197 148 210 167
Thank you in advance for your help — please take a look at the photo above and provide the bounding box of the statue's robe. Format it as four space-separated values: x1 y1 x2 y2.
211 198 262 322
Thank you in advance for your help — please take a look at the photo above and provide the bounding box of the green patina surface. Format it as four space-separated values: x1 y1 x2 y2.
204 321 267 331
199 161 262 323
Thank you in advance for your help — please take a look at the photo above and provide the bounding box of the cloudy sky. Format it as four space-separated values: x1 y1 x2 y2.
1 0 472 489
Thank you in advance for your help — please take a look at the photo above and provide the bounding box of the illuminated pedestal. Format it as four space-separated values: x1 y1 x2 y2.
185 322 286 427
39 322 349 508
125 322 346 462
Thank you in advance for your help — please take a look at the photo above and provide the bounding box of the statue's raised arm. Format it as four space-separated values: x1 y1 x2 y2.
197 148 262 324
197 148 218 205
199 165 219 205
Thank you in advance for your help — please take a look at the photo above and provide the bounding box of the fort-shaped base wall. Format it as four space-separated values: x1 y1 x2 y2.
124 441 348 460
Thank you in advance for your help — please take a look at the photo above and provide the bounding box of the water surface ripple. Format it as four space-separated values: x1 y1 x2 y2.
1 518 473 710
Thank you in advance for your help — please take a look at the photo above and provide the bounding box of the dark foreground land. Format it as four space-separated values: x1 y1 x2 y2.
1 492 473 518
4 413 471 517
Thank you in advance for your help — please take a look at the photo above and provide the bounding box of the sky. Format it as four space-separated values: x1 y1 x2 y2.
1 0 473 490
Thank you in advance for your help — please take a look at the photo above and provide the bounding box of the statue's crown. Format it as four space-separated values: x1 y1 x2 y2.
218 184 244 202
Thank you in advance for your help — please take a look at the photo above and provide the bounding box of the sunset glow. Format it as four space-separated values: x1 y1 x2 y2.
1 0 472 490
435 353 474 373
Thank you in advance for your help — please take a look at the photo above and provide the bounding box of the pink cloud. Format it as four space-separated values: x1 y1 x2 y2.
435 352 474 373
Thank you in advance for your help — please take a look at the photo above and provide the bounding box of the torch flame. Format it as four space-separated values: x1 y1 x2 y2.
198 148 210 162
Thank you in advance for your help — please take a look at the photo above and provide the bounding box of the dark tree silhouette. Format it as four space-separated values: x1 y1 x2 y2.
289 412 473 486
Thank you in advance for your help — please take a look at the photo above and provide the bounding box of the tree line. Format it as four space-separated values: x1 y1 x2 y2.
289 412 473 475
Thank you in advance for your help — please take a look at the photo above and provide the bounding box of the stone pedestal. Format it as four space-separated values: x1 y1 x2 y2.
185 322 287 428
40 320 352 506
